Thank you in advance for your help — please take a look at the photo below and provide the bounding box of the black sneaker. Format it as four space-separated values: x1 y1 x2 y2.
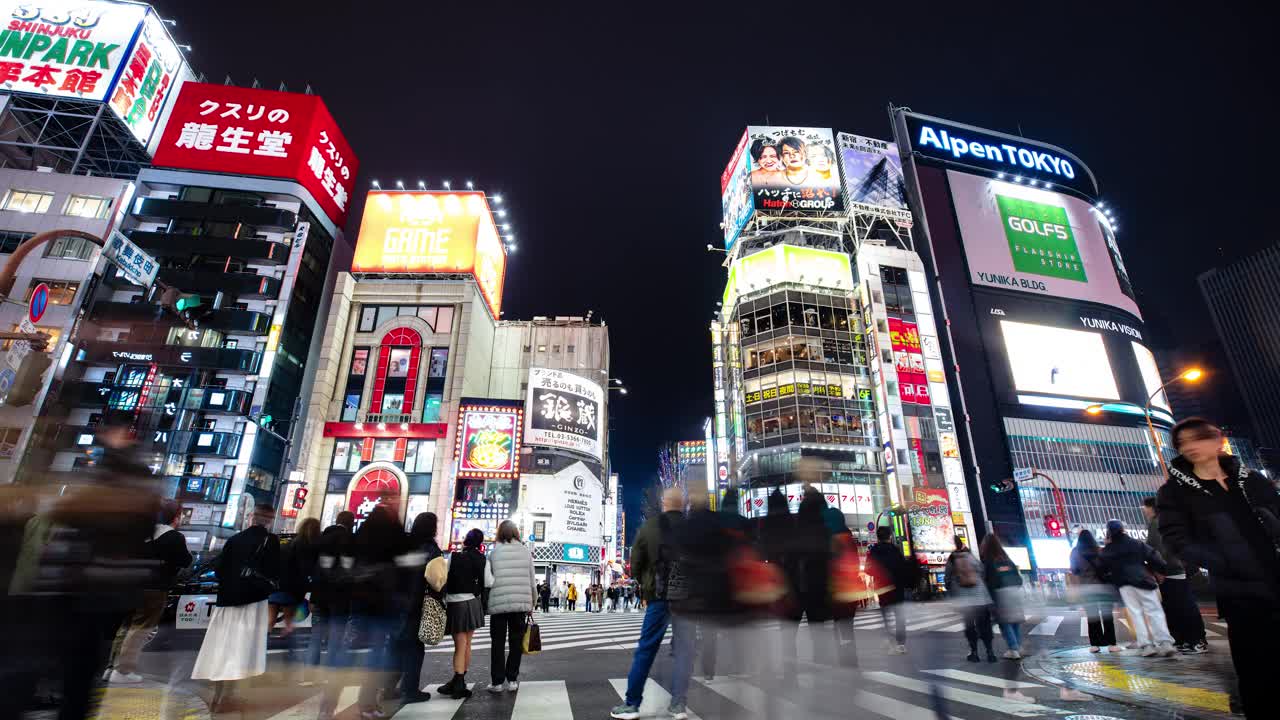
966 652 980 663
1191 641 1209 654
1175 642 1193 654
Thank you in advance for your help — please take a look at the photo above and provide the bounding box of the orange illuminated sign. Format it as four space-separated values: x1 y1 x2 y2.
352 191 507 318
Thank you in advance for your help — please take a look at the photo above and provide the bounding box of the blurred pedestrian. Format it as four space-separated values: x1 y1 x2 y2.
868 526 913 654
1100 519 1175 657
566 582 577 611
271 517 320 639
981 534 1026 660
397 511 442 703
437 528 486 700
611 487 688 720
309 511 355 689
108 499 192 683
484 521 535 694
192 503 281 713
1069 529 1119 652
787 489 835 668
944 536 995 663
1158 417 1280 718
1142 497 1206 654
539 582 551 613
351 500 410 719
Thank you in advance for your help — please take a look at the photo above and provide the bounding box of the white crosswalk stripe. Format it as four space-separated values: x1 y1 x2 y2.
922 669 1045 689
386 684 472 718
510 680 573 720
863 672 1070 717
1029 615 1064 635
609 678 704 719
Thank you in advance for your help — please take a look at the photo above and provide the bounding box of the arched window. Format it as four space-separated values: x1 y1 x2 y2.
347 467 401 522
370 327 422 414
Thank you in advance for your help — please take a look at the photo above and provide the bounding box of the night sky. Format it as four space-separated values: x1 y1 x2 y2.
151 1 1274 540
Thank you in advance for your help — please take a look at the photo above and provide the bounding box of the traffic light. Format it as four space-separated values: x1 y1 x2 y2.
1044 515 1064 537
4 352 52 406
159 286 209 329
989 478 1017 493
292 487 308 510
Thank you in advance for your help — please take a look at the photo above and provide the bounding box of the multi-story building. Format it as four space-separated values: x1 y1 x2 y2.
0 169 132 481
1199 243 1280 455
28 81 357 546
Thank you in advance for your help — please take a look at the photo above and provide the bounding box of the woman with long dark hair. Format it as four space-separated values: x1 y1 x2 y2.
397 512 442 703
1070 529 1118 652
980 533 1026 660
437 528 486 699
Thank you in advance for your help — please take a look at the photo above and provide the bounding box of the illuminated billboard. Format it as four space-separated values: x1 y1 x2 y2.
948 170 1139 319
837 133 912 226
525 368 604 462
746 126 843 214
906 487 955 556
0 0 146 102
1131 342 1170 412
1000 320 1121 401
720 130 753 250
107 8 185 146
352 191 506 319
722 244 852 309
152 83 358 226
454 400 523 480
888 317 930 406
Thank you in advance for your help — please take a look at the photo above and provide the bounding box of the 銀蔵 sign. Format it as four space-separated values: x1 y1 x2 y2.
152 83 358 226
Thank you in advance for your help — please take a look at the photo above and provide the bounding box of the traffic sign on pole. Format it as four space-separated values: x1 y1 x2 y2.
28 282 48 324
1013 467 1034 482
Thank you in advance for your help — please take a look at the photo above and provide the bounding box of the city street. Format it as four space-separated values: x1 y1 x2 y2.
101 603 1236 719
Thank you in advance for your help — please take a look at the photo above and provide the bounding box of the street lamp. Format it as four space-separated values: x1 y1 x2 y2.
1087 367 1205 475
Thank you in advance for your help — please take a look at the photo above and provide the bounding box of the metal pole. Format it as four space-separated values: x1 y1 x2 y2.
1145 382 1175 477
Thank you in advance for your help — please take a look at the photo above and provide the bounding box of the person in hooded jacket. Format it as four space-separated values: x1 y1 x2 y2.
1099 519 1175 657
396 512 442 703
1157 417 1280 718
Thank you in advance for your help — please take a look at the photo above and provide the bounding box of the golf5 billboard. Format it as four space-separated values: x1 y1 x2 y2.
947 170 1139 320
351 191 506 320
745 126 843 214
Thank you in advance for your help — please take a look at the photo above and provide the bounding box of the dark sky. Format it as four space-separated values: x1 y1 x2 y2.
150 1 1275 537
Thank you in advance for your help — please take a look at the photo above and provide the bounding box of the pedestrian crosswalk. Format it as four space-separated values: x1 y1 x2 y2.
255 668 1085 719
426 610 659 654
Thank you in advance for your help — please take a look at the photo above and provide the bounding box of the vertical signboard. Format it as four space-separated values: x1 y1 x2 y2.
107 8 185 146
720 130 752 250
888 317 930 405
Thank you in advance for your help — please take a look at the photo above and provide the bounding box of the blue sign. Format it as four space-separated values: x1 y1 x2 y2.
0 368 14 395
561 543 591 563
28 283 48 324
901 112 1097 197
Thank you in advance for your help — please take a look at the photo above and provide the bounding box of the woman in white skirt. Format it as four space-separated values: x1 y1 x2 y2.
192 504 281 712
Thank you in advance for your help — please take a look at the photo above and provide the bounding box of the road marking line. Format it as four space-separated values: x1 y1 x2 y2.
595 638 671 651
1080 617 1089 637
906 616 962 632
1030 616 1064 635
392 683 472 718
696 676 802 717
510 680 573 720
934 623 966 632
863 671 1068 717
609 678 703 719
923 669 1045 689
855 688 967 720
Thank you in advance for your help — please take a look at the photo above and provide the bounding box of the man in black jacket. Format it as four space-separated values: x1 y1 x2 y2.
868 526 914 654
1157 418 1280 718
1142 497 1206 654
1100 520 1175 656
109 500 192 682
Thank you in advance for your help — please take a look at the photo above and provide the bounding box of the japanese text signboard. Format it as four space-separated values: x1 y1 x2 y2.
454 400 523 480
906 488 955 558
745 126 844 215
107 9 184 146
525 368 604 463
888 317 931 406
351 191 506 320
151 82 358 227
103 230 158 288
0 0 146 102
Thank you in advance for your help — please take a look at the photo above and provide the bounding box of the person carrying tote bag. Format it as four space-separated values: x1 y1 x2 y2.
483 521 535 693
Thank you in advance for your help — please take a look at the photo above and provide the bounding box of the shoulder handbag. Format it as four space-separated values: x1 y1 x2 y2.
418 595 446 646
522 612 542 654
239 537 278 596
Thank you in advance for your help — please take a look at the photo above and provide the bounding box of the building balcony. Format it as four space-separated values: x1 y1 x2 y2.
175 430 242 458
129 230 290 266
73 341 261 374
157 269 281 300
87 302 271 335
132 197 298 231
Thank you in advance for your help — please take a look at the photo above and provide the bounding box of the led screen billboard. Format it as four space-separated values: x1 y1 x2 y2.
1000 320 1121 400
454 400 523 480
746 126 843 214
722 244 852 309
888 317 931 405
948 170 1139 319
351 191 506 319
1131 342 1170 412
720 130 752 250
837 133 912 226
152 83 358 226
525 368 604 462
906 487 954 555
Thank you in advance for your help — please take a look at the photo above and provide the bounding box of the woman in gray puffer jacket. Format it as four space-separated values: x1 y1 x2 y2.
483 521 536 693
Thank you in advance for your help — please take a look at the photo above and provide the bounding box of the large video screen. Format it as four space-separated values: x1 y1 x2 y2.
999 320 1121 400
948 170 1139 320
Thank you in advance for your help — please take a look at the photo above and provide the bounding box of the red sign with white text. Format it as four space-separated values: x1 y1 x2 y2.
888 317 931 406
151 83 358 226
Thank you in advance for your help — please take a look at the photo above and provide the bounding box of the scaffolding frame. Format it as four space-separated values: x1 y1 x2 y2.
0 93 152 179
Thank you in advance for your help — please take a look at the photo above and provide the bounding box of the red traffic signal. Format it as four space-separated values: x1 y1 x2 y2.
1044 514 1063 537
292 487 308 510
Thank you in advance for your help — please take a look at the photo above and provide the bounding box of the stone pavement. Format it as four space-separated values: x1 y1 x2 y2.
1023 645 1238 719
28 679 210 720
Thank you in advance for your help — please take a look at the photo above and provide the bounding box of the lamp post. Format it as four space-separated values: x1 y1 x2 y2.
1087 367 1204 476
